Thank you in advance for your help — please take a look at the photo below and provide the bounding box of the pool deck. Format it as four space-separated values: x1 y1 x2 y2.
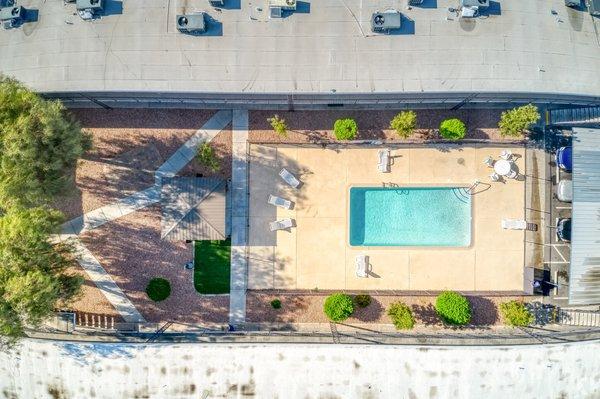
248 143 526 292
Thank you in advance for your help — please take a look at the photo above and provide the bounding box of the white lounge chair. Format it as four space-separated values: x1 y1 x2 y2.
268 194 292 209
269 218 295 231
501 219 527 230
490 172 500 182
378 149 391 173
483 156 495 168
279 168 301 188
355 254 368 278
500 149 513 161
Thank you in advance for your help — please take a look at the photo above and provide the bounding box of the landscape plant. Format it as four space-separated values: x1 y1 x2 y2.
146 278 171 302
354 294 372 308
333 118 358 140
0 76 91 208
196 142 220 172
389 111 417 139
270 299 282 309
387 301 415 330
439 118 466 141
435 291 472 325
0 206 83 341
499 300 533 327
323 293 354 322
267 114 288 137
498 104 541 137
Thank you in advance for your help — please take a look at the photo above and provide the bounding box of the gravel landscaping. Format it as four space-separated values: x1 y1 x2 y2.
249 109 514 143
246 292 531 327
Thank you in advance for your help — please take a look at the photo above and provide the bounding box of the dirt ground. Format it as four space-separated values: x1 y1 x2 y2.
54 109 230 220
246 292 531 326
79 205 229 324
249 109 513 143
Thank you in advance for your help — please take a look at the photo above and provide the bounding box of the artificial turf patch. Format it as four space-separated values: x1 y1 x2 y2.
194 239 231 294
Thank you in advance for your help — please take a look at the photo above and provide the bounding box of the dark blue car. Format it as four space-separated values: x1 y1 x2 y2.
556 146 572 172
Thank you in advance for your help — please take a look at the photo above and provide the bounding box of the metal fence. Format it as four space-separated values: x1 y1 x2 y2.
43 91 600 111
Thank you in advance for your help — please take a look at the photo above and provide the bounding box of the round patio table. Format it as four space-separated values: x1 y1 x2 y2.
494 159 512 176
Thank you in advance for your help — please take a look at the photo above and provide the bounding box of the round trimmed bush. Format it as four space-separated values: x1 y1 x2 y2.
354 294 372 308
439 118 466 140
435 291 471 325
323 293 354 322
145 278 171 302
270 299 282 309
387 301 415 330
333 118 358 140
500 300 533 327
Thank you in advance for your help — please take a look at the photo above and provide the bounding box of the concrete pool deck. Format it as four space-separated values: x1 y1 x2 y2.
248 144 526 292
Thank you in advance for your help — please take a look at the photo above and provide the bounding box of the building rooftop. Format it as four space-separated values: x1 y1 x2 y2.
1 0 600 96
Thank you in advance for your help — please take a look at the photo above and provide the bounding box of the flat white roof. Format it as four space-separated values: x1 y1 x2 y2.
1 0 600 95
2 338 600 398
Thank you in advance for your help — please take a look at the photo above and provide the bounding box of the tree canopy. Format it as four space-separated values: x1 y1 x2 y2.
0 206 82 340
0 77 86 342
0 76 90 208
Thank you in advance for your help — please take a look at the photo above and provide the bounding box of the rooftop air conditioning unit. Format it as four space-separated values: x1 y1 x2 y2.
76 0 104 12
460 0 489 16
588 0 600 16
371 9 402 32
177 13 207 34
0 5 24 21
209 0 225 6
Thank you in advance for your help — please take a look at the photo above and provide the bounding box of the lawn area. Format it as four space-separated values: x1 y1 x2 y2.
194 239 231 294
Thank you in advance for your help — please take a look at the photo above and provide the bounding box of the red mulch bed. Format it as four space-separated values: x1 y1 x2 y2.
249 109 512 143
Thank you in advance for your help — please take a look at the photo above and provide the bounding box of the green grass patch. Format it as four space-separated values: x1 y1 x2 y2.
194 239 231 294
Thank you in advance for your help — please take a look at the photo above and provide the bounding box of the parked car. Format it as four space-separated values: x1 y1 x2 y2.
557 179 573 202
556 146 572 172
557 218 571 242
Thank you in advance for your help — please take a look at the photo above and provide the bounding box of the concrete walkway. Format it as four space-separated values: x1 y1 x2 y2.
63 111 233 323
229 110 249 325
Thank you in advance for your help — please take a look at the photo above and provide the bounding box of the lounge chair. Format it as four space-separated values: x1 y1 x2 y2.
500 149 513 161
490 172 500 182
269 218 295 231
378 149 391 173
506 169 519 179
501 219 527 230
483 156 495 168
355 254 368 278
268 194 292 209
279 168 301 188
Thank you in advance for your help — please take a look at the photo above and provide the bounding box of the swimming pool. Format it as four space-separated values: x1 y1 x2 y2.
349 187 472 247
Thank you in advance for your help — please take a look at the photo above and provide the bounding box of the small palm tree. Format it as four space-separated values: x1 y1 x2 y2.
390 111 417 139
267 114 288 137
196 142 220 172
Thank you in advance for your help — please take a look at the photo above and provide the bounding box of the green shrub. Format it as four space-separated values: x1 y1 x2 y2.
354 294 372 308
387 302 415 330
270 299 282 309
333 118 358 140
500 300 533 327
146 278 171 302
439 118 466 140
435 291 471 325
267 114 288 137
499 104 540 137
390 111 417 139
196 142 220 172
323 293 354 322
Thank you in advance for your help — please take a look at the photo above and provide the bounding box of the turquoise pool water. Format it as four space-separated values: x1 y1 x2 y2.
349 187 472 247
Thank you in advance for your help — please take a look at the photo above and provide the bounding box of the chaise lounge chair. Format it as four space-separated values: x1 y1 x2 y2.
502 219 538 231
279 168 301 188
378 149 391 173
268 194 292 209
269 218 295 231
355 254 368 278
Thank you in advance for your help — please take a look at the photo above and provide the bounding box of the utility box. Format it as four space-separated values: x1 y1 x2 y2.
177 13 207 33
371 9 402 32
76 0 104 12
588 0 600 15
